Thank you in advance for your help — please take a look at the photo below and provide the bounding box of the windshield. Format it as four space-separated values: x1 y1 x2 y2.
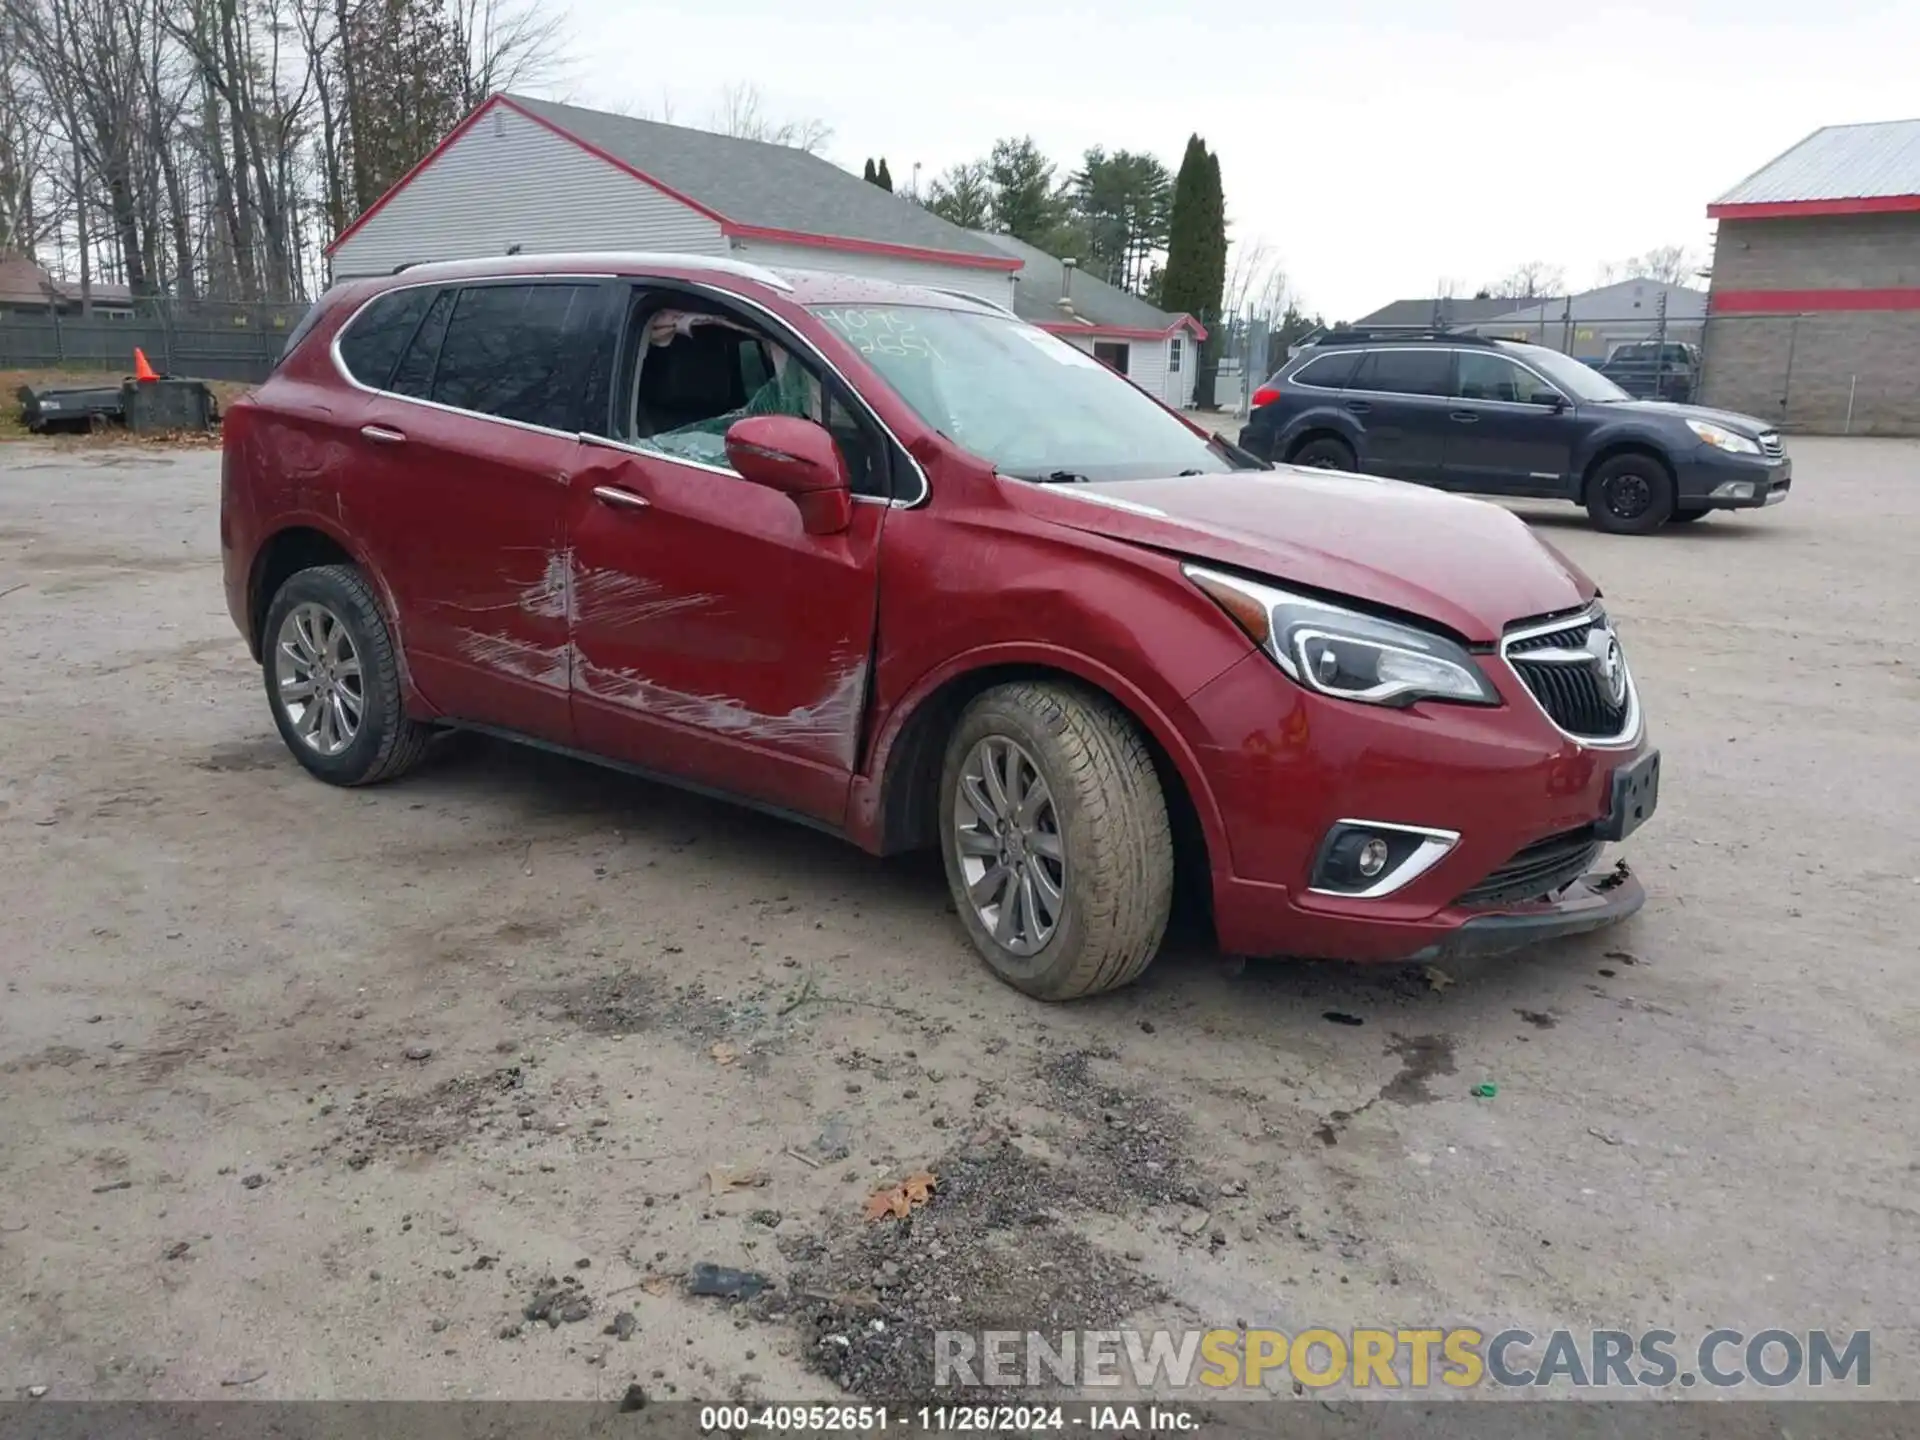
1512 345 1629 402
809 303 1244 482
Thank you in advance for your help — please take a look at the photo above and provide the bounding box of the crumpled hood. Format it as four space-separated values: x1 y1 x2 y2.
1003 467 1595 643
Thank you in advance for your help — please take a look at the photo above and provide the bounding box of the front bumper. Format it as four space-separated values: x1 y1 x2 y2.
1674 446 1791 509
1187 650 1654 963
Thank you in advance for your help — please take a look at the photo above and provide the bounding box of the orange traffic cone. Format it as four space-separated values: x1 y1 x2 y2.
132 348 160 383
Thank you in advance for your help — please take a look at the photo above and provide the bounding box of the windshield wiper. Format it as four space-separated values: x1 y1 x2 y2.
1006 469 1093 484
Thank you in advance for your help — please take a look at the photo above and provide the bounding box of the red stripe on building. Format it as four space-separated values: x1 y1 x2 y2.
1707 195 1920 221
1710 287 1920 314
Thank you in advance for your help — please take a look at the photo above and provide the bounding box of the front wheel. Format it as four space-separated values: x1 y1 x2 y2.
1585 454 1676 534
262 564 432 786
938 682 1174 1001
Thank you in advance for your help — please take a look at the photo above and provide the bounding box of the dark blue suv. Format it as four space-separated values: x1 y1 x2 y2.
1239 332 1792 534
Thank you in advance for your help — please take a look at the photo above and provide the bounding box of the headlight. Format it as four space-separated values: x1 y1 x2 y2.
1686 419 1761 455
1184 565 1500 708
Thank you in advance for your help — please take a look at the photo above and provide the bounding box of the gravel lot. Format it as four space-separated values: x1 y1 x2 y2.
1 437 1916 1402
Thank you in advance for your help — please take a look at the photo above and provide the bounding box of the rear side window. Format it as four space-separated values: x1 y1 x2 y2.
431 283 596 430
1290 352 1359 389
336 288 434 389
1357 349 1452 396
390 289 455 399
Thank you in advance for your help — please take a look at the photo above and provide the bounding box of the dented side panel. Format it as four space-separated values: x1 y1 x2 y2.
566 451 885 825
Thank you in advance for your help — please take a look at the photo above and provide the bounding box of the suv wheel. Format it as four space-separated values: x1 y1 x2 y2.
262 564 432 786
938 681 1173 1001
1585 454 1675 534
1290 436 1355 472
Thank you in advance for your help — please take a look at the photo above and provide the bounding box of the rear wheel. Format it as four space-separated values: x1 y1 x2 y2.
1585 453 1675 534
1290 436 1356 472
262 564 432 787
938 681 1173 1001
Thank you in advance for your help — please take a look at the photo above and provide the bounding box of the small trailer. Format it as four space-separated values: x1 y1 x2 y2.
14 381 127 434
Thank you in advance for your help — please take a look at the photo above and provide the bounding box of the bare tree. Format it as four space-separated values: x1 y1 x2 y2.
444 0 565 111
1485 260 1566 299
711 82 831 154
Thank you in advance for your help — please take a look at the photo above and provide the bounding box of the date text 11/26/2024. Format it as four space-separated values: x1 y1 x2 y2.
697 1404 1201 1433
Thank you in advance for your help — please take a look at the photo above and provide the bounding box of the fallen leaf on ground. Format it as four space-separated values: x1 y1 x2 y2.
639 1274 675 1296
1423 965 1455 992
710 1042 739 1065
863 1170 938 1221
707 1166 769 1196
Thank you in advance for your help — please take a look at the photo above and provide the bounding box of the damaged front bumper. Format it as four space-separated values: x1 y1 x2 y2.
1407 863 1645 962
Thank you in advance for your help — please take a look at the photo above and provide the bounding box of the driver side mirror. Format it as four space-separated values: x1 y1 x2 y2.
724 415 853 535
1531 391 1568 410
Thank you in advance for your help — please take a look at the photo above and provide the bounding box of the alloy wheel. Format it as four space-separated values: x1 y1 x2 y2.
274 601 363 757
952 735 1066 957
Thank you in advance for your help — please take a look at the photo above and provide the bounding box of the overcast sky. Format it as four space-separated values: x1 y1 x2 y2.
558 0 1915 319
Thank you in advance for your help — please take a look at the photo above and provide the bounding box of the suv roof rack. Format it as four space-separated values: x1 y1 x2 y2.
924 286 1019 318
380 252 795 292
1313 328 1509 348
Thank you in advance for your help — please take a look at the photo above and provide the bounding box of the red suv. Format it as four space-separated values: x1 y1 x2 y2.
222 253 1659 1000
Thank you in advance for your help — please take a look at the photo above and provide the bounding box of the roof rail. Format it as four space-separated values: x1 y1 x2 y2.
379 251 796 293
1312 327 1508 348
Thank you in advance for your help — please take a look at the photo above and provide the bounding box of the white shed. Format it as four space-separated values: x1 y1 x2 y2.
326 94 1022 303
975 232 1207 409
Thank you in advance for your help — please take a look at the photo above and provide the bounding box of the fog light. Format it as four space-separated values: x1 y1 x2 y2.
1357 837 1391 877
1710 480 1756 500
1310 820 1461 898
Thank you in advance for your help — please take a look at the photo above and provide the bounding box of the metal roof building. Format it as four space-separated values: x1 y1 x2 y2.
1701 119 1920 434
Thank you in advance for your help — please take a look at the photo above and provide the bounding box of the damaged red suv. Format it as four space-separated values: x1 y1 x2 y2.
222 253 1659 1000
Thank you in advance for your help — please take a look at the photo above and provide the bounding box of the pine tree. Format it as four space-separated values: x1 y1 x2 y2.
1161 135 1228 406
986 137 1061 244
875 158 894 193
863 158 877 185
926 162 993 229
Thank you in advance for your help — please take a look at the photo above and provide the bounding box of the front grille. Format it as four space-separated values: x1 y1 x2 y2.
1456 827 1602 907
1502 609 1636 743
1759 431 1785 459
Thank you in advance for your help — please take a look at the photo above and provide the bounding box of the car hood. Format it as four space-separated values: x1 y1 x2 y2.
1596 398 1774 435
1004 467 1595 643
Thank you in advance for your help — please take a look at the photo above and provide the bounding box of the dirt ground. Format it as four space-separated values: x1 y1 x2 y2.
1 436 1917 1403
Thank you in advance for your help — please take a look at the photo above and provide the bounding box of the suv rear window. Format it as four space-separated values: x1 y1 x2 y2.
1356 349 1452 396
336 288 434 390
1290 352 1359 389
429 283 597 431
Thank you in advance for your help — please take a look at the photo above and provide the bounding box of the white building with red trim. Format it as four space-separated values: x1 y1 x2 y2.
325 93 1205 408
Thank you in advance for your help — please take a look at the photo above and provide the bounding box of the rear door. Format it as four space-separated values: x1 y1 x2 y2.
563 283 891 826
1442 349 1579 496
349 279 604 742
1345 348 1455 484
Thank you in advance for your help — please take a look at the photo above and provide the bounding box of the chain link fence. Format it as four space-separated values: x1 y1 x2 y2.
0 299 308 384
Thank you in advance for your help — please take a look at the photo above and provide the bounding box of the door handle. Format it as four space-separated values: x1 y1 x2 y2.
360 424 406 445
593 485 651 512
1449 411 1480 423
1345 400 1372 414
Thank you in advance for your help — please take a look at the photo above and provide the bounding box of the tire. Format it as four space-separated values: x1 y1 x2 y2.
1585 453 1676 534
1668 508 1711 524
1289 436 1356 472
938 681 1174 1001
261 563 432 787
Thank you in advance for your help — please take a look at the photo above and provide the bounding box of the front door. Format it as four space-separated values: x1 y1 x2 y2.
342 279 603 743
565 287 890 826
1444 350 1578 495
1345 348 1455 485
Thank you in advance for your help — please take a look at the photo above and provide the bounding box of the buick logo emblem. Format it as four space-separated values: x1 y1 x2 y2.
1588 625 1628 707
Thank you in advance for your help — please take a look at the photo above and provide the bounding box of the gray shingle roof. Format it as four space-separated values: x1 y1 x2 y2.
973 232 1189 331
1350 297 1532 329
1714 119 1920 205
504 94 1010 261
